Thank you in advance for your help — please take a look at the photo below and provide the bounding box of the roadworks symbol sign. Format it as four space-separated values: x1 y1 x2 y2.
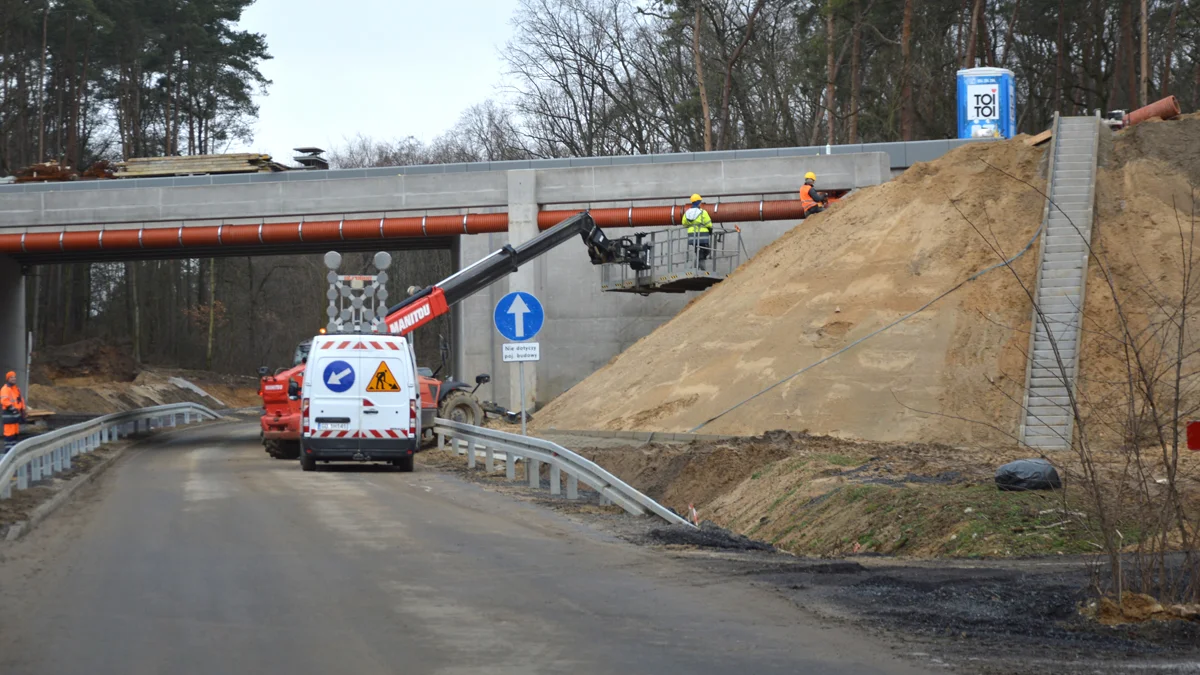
367 362 401 392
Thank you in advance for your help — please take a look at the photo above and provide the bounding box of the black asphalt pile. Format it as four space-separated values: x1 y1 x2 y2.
647 521 775 551
751 560 1200 669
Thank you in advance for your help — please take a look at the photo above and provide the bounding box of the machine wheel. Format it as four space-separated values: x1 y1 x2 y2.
300 451 316 472
438 391 484 426
392 456 415 472
278 441 301 460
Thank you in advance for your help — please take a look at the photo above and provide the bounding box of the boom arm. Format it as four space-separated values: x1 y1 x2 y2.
384 212 647 335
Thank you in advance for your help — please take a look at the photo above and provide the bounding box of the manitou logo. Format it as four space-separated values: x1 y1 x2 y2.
388 303 431 334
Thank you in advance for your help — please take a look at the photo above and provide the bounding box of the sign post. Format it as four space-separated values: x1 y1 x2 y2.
495 292 545 437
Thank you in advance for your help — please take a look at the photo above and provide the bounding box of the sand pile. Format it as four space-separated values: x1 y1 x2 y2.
535 116 1200 445
537 137 1047 443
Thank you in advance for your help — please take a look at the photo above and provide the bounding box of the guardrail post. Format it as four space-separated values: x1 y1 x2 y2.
63 443 72 471
506 451 516 481
437 432 444 450
183 411 191 425
550 463 561 495
567 474 578 500
30 454 41 483
51 446 61 474
466 439 477 469
16 463 27 490
528 458 540 489
485 445 494 473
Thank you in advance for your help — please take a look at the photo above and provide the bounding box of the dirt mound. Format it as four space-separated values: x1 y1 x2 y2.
536 116 1200 445
31 338 137 385
28 368 259 414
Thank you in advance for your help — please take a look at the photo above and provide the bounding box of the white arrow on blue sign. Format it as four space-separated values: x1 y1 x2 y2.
494 292 544 342
323 360 355 393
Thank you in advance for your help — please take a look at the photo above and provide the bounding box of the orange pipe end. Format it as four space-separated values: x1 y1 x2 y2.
1125 96 1182 126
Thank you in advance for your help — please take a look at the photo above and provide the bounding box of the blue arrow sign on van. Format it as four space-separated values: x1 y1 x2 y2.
323 360 355 393
494 292 544 342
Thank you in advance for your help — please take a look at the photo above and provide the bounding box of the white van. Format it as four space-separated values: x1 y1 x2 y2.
300 334 420 472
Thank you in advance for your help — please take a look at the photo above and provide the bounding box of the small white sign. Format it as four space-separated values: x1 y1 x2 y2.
966 84 1000 121
503 342 541 363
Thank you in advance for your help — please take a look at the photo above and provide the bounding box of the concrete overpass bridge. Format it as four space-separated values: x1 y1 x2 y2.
0 137 986 409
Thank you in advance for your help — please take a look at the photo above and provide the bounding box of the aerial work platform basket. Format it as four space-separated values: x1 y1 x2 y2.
600 226 743 294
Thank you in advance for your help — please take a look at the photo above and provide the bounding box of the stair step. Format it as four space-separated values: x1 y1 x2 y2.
1040 277 1085 289
1042 260 1084 271
1031 376 1076 387
1040 267 1085 280
1024 436 1071 449
1028 394 1072 406
1027 403 1075 415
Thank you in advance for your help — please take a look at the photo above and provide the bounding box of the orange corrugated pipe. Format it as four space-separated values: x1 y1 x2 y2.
1124 96 1182 126
1 199 811 255
538 200 808 229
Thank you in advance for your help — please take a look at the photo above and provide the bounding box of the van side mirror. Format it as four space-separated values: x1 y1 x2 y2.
257 366 269 378
475 374 491 385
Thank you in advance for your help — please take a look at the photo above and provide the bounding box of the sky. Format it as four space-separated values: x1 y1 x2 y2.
232 0 520 164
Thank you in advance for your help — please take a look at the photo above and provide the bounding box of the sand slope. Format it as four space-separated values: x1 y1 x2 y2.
536 116 1200 444
536 139 1047 442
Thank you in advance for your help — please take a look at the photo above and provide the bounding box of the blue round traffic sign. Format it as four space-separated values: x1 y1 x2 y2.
322 360 355 393
494 292 544 342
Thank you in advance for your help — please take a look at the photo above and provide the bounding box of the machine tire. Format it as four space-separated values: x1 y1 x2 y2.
278 441 301 460
392 456 415 472
300 451 317 472
438 390 484 426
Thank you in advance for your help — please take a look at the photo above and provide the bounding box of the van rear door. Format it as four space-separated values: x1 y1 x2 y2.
308 351 361 450
357 339 416 445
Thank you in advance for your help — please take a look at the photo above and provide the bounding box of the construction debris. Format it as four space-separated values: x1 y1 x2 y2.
1027 96 1182 146
13 161 79 183
115 153 286 178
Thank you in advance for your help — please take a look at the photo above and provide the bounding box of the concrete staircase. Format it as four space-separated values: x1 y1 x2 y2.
1019 115 1102 450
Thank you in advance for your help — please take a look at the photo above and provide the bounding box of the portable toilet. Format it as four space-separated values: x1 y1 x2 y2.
957 67 1016 139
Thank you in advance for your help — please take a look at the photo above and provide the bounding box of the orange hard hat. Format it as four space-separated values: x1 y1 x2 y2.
5 371 15 379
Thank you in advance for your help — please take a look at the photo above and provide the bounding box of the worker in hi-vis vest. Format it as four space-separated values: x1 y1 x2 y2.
800 171 829 216
2 370 25 452
682 193 713 270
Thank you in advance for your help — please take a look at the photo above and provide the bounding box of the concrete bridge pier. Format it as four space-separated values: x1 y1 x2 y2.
0 257 26 396
507 170 540 412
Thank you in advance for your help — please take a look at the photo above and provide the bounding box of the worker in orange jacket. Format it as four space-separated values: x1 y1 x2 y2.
2 371 25 452
800 171 829 216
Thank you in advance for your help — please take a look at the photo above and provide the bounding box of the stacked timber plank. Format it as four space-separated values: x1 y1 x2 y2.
116 153 285 178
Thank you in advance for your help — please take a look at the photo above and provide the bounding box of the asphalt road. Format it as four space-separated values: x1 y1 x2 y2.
0 422 931 675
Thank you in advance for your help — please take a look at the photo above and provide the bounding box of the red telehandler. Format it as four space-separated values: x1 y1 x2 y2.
257 212 650 460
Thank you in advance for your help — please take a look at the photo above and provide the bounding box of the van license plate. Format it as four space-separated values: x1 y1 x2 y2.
318 423 349 431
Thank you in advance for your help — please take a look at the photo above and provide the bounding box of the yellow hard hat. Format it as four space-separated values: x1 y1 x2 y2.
690 194 703 203
804 171 816 181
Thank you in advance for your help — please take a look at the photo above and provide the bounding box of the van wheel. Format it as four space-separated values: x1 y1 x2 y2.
392 456 415 472
439 391 484 426
300 452 317 472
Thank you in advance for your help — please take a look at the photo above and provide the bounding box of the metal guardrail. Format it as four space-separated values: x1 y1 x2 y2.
434 418 693 528
601 226 743 293
0 403 222 499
